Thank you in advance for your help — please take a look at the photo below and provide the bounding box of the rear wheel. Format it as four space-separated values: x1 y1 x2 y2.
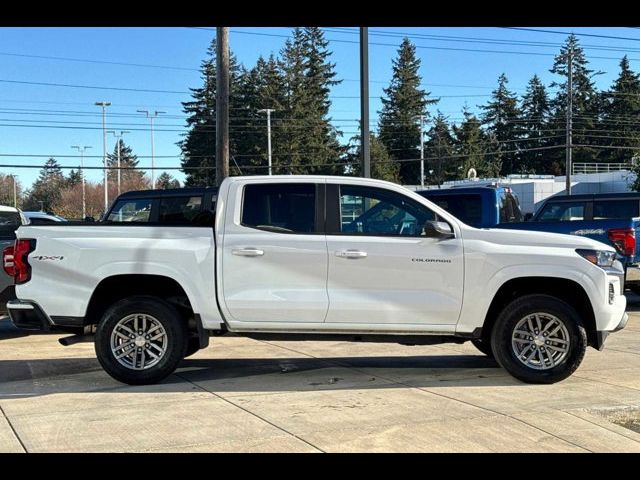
95 296 188 385
491 294 587 384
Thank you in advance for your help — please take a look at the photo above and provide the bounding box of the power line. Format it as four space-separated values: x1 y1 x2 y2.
501 27 640 43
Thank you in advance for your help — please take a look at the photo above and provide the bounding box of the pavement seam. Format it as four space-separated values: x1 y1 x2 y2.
255 339 592 452
0 403 27 453
563 409 640 445
173 372 325 453
573 372 640 393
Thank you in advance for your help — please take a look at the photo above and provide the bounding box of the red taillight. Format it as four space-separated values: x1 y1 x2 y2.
3 245 15 277
608 228 636 256
11 239 35 284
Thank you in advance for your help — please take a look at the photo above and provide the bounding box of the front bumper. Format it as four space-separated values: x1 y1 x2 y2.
6 300 53 331
595 310 628 351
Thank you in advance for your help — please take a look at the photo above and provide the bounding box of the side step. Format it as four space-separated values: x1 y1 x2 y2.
240 332 468 346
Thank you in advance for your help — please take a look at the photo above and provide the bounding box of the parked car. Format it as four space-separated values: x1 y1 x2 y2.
21 211 67 225
0 206 27 314
4 176 627 385
103 187 218 226
416 185 524 228
499 193 640 292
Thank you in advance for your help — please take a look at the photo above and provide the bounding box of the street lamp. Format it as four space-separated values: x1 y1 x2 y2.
107 130 130 196
257 109 276 175
71 145 91 219
137 110 165 188
95 101 111 212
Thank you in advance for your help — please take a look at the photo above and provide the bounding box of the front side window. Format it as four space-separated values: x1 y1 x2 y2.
536 202 586 222
158 196 203 224
241 183 316 233
107 199 153 223
339 185 437 236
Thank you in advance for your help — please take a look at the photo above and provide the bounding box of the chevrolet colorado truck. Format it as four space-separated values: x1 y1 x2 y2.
4 176 628 385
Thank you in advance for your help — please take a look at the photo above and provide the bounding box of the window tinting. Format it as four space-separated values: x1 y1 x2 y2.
429 194 482 227
107 199 153 223
339 185 437 236
537 202 585 222
593 200 639 219
242 183 316 233
158 196 203 224
0 212 20 237
499 192 524 223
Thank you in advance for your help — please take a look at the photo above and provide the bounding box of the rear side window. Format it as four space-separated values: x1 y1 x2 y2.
0 211 20 237
242 183 316 233
593 200 639 219
499 192 524 223
536 202 586 222
107 199 153 223
158 196 203 225
428 194 482 227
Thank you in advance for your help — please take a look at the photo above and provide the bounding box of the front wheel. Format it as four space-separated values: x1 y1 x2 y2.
491 294 587 384
95 296 188 385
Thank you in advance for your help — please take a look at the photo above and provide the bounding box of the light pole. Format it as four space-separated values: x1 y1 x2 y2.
71 145 91 219
257 109 275 175
95 101 111 212
9 174 17 208
138 110 165 189
107 130 130 196
415 115 425 188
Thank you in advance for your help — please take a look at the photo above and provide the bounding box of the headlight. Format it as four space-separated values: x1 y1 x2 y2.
576 249 617 267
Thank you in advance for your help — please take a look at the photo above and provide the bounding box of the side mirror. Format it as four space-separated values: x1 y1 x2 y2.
524 213 533 222
424 220 455 239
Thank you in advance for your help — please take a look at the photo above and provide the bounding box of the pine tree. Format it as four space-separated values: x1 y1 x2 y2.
156 172 181 189
480 73 522 176
347 131 400 183
23 158 66 212
379 38 438 185
548 34 602 170
67 169 82 187
599 56 640 163
520 74 552 173
106 139 145 190
424 113 455 186
179 37 244 186
452 108 501 178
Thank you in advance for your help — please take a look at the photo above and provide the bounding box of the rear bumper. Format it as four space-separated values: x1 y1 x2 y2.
0 285 16 315
6 300 52 330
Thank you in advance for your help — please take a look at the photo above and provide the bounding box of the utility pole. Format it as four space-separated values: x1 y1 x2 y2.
258 109 275 175
108 130 130 196
360 27 370 178
71 145 91 219
415 115 425 188
216 27 230 186
9 174 17 208
137 111 164 189
566 45 574 195
95 101 111 212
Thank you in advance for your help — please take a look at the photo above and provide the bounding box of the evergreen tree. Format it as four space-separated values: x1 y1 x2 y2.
452 108 501 178
347 132 400 183
156 172 180 189
548 34 602 169
480 73 522 176
23 158 66 212
67 169 82 187
107 140 144 186
179 37 244 186
520 74 552 173
379 38 438 185
599 56 640 163
424 113 455 186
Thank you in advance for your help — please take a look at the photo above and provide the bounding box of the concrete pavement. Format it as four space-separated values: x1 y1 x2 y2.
1 306 640 452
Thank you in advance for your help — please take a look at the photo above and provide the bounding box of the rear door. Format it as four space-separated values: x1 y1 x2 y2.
220 181 329 324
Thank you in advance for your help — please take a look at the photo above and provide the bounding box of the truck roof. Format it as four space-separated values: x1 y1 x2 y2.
416 186 509 195
116 186 219 199
543 192 640 202
0 205 19 213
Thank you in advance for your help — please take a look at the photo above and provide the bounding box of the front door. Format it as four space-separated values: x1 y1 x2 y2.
325 183 464 326
221 182 329 324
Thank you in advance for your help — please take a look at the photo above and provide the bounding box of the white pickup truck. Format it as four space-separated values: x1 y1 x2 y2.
4 176 628 385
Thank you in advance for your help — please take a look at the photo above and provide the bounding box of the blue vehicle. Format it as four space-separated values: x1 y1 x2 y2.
419 188 640 292
417 185 524 228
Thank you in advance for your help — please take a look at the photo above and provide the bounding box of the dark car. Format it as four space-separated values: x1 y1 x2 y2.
1 206 27 314
104 187 218 226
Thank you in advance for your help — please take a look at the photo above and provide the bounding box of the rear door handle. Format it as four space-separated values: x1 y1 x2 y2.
335 249 367 259
232 248 264 257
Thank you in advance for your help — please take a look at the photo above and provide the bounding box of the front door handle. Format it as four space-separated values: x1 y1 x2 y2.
232 248 264 257
335 249 367 259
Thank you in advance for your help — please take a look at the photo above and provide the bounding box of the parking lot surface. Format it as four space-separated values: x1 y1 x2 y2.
2 302 640 452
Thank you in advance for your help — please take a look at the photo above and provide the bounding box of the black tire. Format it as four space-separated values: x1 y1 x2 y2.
184 337 201 358
471 338 494 358
95 295 188 385
490 294 587 384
